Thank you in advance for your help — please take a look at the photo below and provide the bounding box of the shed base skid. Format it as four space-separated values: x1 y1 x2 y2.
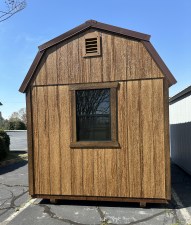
50 199 59 204
31 194 169 206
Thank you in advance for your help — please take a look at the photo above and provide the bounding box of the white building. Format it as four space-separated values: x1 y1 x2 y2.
170 86 191 175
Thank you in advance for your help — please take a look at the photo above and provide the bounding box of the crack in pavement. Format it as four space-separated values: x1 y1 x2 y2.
0 183 28 188
163 209 182 225
122 210 167 225
37 203 173 225
97 210 168 225
0 181 29 218
0 197 183 225
95 205 178 225
0 189 13 201
0 188 28 218
96 207 110 224
0 191 14 209
95 197 185 225
0 186 183 225
0 180 183 224
165 198 185 225
38 204 101 225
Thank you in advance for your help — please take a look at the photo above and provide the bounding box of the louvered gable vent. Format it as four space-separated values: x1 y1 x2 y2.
85 38 98 54
83 32 101 57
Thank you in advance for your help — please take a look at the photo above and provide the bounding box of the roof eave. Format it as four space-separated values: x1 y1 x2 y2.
92 20 150 41
169 86 191 104
38 21 92 52
141 40 177 87
19 51 44 93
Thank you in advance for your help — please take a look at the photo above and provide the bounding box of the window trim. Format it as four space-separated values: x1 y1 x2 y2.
69 82 119 148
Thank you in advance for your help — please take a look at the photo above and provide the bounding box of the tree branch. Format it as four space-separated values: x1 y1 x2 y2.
0 0 26 22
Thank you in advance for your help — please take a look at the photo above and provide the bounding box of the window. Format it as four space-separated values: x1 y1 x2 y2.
76 89 110 141
83 32 101 57
69 82 119 148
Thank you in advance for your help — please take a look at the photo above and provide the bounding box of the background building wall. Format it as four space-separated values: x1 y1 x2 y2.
170 95 191 124
170 94 191 175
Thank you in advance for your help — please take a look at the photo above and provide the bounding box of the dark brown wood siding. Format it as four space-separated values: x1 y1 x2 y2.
163 79 171 199
26 89 34 195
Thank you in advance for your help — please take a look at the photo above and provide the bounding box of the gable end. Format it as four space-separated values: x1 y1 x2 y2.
19 20 176 93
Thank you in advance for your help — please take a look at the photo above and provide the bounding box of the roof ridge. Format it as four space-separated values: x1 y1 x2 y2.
85 19 98 25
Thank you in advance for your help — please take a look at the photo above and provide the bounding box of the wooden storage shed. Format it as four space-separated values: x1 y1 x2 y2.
170 86 191 175
19 20 176 205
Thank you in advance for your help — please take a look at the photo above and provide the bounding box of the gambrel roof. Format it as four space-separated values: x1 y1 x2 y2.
19 20 176 93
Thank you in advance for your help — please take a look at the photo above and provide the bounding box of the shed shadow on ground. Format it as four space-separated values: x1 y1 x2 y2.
12 150 27 154
39 199 172 210
170 162 191 209
0 161 28 175
39 197 188 211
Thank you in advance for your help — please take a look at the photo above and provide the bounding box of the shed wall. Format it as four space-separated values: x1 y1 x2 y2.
32 31 164 86
31 78 167 199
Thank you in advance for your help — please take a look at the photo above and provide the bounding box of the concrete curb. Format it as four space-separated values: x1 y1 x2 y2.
0 155 28 168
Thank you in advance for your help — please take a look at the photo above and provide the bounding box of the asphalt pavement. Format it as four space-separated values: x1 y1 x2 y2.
0 161 191 225
5 131 27 151
0 161 29 224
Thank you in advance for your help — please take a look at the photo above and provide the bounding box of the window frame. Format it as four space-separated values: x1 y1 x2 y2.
69 82 119 148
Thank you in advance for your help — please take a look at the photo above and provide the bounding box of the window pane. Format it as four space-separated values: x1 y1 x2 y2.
76 89 111 141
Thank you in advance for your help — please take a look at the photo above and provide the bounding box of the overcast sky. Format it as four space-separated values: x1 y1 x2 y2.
0 0 190 119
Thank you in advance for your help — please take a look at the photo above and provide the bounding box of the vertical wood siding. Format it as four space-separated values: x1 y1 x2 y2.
164 80 171 199
127 81 141 197
32 79 167 198
33 32 164 86
26 89 34 195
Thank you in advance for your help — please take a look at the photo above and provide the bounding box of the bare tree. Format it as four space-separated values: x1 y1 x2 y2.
76 89 110 116
0 0 26 22
18 107 27 124
9 108 26 125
